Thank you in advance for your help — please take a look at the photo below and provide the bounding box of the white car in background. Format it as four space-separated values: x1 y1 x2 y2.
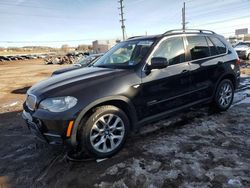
234 41 250 60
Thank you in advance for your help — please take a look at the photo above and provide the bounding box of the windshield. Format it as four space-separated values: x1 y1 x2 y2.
76 56 99 65
236 42 250 47
93 40 154 68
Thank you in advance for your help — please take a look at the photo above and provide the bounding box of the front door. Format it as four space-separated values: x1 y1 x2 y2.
137 36 192 120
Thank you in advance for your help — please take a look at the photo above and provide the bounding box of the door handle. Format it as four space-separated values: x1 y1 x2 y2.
182 70 189 73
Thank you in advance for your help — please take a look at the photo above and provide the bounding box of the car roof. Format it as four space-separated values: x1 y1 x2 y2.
127 29 218 41
239 41 250 44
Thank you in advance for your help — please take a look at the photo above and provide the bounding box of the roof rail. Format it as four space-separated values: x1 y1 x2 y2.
163 29 215 35
127 36 142 39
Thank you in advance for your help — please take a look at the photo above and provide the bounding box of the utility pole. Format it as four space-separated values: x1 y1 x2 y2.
118 0 126 41
182 2 186 31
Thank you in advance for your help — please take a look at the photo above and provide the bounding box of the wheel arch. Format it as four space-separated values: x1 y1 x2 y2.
218 73 237 89
213 73 236 98
70 96 138 147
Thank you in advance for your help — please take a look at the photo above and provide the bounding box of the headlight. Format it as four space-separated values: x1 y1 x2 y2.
39 96 77 112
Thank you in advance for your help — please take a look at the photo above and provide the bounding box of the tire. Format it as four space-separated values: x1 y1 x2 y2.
212 79 234 111
247 53 250 60
79 105 129 158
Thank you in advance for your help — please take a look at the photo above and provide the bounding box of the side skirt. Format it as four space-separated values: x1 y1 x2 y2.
136 97 212 128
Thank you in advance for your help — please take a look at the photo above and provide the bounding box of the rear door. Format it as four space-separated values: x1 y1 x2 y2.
186 35 224 101
207 36 228 87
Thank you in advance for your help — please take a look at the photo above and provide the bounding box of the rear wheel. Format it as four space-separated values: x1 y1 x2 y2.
213 79 234 111
80 105 129 158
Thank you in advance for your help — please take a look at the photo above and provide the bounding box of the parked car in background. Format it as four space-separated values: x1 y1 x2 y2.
51 53 103 76
23 29 240 158
234 41 250 60
0 56 10 62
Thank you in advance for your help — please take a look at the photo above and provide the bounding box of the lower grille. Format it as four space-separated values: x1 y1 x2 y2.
26 120 46 142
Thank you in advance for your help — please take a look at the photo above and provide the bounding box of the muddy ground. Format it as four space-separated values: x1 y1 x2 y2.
0 60 250 188
0 59 71 112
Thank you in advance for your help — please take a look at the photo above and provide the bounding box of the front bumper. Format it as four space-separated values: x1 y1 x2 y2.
22 110 64 145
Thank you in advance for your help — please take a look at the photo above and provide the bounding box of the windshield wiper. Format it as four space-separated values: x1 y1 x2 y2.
94 65 114 68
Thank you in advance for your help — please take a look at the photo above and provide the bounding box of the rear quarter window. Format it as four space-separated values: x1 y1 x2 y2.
209 36 227 54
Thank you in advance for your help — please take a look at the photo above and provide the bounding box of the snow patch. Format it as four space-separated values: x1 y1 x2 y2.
233 92 247 104
95 180 128 188
240 74 250 78
236 97 250 105
100 158 181 188
96 158 108 163
228 179 242 186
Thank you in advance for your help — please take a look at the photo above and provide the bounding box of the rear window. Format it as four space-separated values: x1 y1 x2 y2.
209 36 227 54
187 36 210 60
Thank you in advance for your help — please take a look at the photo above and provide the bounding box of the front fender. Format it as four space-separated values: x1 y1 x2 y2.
70 95 138 147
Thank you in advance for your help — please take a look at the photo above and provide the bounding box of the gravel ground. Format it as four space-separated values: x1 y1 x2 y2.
0 60 250 188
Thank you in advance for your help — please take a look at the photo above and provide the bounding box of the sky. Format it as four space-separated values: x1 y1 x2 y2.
0 0 249 47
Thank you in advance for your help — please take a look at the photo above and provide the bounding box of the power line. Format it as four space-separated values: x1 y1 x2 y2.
0 2 59 11
186 0 247 11
186 3 250 18
0 39 96 43
0 11 78 20
207 22 250 30
190 14 250 27
185 0 250 28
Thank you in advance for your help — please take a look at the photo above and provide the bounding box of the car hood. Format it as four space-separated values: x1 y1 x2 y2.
52 66 80 75
28 67 127 97
234 45 249 51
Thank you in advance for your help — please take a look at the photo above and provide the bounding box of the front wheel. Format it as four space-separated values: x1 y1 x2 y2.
80 105 129 158
213 79 234 111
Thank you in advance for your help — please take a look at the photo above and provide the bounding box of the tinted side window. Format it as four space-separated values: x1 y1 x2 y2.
209 36 227 54
152 37 185 65
206 37 218 56
187 36 210 60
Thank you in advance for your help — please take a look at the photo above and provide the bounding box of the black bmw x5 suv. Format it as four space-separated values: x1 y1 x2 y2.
23 29 240 158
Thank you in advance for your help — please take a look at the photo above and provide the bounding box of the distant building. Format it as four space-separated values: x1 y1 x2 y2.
235 28 249 41
92 40 117 53
235 28 248 36
227 28 250 46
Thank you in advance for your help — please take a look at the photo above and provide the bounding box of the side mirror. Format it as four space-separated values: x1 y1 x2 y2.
148 57 168 70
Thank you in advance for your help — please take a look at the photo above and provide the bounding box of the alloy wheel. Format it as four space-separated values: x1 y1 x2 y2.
90 114 125 153
218 82 233 108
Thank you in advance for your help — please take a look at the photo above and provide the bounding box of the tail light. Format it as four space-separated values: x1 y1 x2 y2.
236 58 240 65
